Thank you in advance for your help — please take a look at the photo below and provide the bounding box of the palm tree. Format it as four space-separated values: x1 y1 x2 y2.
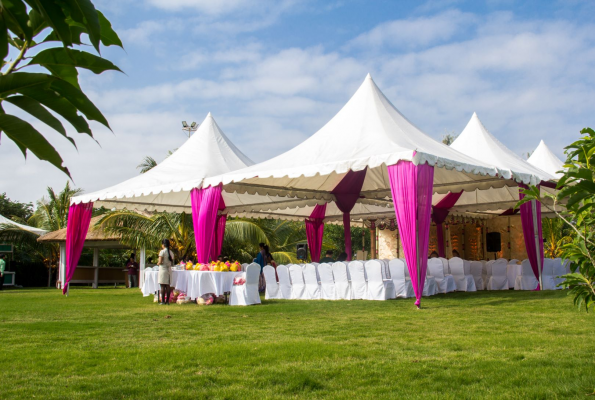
543 218 572 258
0 182 82 286
137 156 158 174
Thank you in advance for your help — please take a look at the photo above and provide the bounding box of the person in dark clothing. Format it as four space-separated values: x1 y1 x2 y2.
319 250 335 264
336 252 348 262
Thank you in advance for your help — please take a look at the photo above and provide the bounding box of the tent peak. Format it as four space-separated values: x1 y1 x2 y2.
365 72 372 80
206 112 212 118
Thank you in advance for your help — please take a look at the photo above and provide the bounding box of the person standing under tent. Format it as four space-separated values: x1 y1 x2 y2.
429 251 439 259
320 250 335 264
336 252 348 262
451 249 460 258
158 239 175 305
126 253 139 288
254 243 267 292
0 254 5 291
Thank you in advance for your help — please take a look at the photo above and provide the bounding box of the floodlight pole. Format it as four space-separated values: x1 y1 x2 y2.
182 121 198 137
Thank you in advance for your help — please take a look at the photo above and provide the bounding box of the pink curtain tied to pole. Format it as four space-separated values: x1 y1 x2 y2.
209 194 227 261
191 184 223 264
519 183 544 290
305 204 327 262
431 191 463 257
331 168 367 261
388 161 434 307
63 202 94 295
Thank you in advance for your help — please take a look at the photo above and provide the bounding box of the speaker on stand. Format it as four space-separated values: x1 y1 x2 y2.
296 243 308 261
486 232 501 260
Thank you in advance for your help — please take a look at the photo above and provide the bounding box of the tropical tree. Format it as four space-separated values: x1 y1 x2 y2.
518 127 595 311
0 181 82 286
137 156 157 174
542 217 572 258
442 131 459 145
0 1 122 176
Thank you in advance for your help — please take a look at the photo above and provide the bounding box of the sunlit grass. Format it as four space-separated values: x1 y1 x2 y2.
0 287 593 399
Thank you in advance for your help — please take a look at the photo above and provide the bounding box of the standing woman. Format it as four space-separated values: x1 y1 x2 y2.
158 239 175 305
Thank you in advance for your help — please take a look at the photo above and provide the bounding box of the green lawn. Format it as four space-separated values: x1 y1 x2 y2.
0 287 593 399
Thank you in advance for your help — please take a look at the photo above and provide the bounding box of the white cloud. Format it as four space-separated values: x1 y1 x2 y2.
348 10 476 50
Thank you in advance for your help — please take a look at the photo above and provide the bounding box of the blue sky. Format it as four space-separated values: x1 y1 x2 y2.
3 0 595 204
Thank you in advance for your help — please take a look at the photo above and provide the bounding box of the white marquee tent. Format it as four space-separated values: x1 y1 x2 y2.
0 214 47 236
527 140 565 180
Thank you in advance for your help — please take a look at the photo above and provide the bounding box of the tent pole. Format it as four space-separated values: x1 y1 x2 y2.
140 246 146 291
531 199 543 289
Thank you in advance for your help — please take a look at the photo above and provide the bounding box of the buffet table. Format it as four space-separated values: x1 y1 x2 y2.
142 269 242 299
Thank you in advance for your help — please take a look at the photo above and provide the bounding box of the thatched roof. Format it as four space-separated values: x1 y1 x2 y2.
37 217 121 243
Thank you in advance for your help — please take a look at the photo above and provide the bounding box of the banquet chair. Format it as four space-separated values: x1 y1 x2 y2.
318 263 337 300
388 259 415 298
553 259 567 287
440 257 449 274
483 260 494 286
403 258 438 296
448 257 476 292
276 265 292 299
487 259 509 290
332 262 352 300
288 264 309 299
541 259 558 290
509 259 519 265
506 262 521 289
470 261 484 290
514 260 539 290
427 258 456 293
303 264 321 300
364 260 395 300
229 263 261 306
348 261 367 300
263 265 282 299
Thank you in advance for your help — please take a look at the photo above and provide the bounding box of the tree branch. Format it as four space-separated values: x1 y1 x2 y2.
3 40 30 75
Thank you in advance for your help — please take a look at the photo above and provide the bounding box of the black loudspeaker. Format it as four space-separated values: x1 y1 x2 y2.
486 232 502 252
296 243 308 260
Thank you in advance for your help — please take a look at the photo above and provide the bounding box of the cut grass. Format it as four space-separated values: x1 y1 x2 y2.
0 287 593 399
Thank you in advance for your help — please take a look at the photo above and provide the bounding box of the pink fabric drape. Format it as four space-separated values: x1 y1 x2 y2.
191 184 223 263
209 194 227 261
388 161 434 307
331 168 367 261
431 191 463 257
519 183 544 290
305 204 327 262
63 202 94 295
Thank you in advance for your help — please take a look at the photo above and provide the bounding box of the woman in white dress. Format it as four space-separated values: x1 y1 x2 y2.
158 239 175 305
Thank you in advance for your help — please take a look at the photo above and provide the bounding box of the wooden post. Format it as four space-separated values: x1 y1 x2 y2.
369 220 376 259
93 248 99 289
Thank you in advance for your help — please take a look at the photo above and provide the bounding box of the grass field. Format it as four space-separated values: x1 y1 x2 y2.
0 287 593 399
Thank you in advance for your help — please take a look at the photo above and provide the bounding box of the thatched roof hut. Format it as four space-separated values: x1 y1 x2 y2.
37 216 128 249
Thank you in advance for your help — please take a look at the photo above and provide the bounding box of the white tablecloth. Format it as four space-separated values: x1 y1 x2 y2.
143 270 241 299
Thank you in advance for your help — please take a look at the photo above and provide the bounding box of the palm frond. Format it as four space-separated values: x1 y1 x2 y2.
137 156 158 174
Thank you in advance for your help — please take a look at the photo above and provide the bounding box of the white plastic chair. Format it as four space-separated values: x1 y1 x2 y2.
276 265 292 299
263 265 281 300
389 259 415 298
303 264 321 300
332 262 351 300
348 261 367 300
470 261 484 290
514 259 539 290
449 257 476 292
289 264 309 299
541 259 558 290
229 263 261 306
364 260 395 300
487 259 509 290
318 263 336 300
427 258 456 293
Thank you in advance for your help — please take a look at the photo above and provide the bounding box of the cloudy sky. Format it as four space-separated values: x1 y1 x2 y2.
2 0 594 205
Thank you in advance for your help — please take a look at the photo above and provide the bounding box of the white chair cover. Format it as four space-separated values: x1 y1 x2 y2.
440 258 450 275
229 263 261 306
403 259 437 296
332 262 351 300
487 259 510 290
509 259 519 265
263 265 281 299
348 261 367 300
514 259 539 290
276 265 292 299
364 260 395 300
553 258 567 287
318 263 336 300
303 264 321 300
541 258 558 290
427 258 456 293
506 263 521 289
389 259 415 298
470 261 484 290
483 260 494 285
288 264 308 299
449 257 476 292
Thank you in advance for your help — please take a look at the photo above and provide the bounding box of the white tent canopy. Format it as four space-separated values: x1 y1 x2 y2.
0 214 47 236
527 140 565 179
200 75 548 220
